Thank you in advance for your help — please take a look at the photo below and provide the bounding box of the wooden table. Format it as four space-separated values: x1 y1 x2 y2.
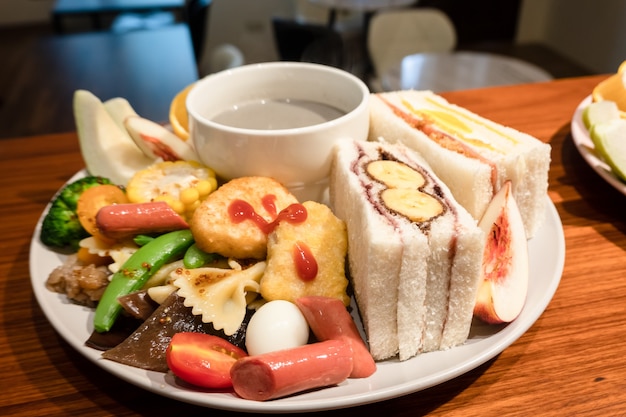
382 51 555 92
3 74 626 416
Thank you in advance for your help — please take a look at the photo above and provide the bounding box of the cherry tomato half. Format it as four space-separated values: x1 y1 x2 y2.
166 332 247 389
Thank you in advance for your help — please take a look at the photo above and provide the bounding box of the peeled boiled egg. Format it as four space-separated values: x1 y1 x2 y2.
245 300 310 356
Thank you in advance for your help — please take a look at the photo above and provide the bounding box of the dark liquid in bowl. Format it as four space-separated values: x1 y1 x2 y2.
212 99 346 130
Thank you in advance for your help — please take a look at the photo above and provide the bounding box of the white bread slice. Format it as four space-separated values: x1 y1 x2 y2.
330 139 485 361
369 90 551 239
330 141 404 359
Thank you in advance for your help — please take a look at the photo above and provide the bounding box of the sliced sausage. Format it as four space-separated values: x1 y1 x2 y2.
230 339 353 401
96 201 189 239
295 296 376 378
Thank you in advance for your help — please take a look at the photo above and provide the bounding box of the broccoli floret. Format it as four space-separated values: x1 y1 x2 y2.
40 176 113 250
40 203 89 249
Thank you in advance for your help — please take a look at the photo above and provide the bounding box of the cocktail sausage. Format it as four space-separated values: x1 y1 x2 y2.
230 339 353 401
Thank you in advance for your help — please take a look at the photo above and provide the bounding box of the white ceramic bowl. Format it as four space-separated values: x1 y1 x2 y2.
187 62 370 202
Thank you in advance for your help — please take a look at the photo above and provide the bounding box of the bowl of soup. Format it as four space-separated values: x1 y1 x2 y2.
186 62 370 202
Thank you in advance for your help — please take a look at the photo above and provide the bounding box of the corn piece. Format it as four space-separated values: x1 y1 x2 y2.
126 160 218 220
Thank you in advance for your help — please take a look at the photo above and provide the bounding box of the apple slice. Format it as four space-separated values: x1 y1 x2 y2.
590 117 626 182
74 90 155 185
124 115 199 162
474 181 529 324
582 100 620 130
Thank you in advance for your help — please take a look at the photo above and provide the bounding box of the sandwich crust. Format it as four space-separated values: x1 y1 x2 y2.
369 90 551 238
330 138 484 361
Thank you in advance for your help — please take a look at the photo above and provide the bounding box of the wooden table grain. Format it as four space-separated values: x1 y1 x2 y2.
2 74 625 416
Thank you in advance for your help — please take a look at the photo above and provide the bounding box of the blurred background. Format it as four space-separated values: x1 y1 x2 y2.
1 0 621 139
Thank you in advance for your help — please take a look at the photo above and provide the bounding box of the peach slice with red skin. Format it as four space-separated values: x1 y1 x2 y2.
124 115 198 162
474 181 529 324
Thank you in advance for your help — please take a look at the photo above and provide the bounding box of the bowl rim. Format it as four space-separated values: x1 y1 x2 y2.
186 61 370 137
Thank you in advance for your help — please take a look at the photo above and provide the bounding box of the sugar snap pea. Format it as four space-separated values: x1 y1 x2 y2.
183 243 218 269
133 234 155 246
93 229 194 333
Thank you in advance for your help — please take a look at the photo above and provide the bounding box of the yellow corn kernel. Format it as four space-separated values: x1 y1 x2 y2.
196 179 215 197
180 187 200 205
171 200 185 215
185 200 201 213
126 160 217 220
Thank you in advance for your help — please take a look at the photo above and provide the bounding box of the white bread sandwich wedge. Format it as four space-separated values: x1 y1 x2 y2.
329 138 485 361
369 90 551 239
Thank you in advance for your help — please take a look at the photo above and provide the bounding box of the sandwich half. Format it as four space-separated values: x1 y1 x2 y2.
369 90 551 239
329 138 485 361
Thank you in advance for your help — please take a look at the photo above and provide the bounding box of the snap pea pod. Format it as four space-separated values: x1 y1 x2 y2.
93 229 194 333
183 243 218 269
133 234 155 246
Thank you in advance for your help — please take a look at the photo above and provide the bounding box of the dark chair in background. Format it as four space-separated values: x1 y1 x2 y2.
272 18 344 68
188 0 349 75
185 0 211 60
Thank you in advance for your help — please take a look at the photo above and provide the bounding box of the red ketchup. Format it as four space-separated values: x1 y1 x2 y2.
293 241 318 281
228 197 317 281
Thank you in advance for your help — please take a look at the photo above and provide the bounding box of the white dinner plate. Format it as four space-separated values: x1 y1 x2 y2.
30 170 565 413
570 95 626 195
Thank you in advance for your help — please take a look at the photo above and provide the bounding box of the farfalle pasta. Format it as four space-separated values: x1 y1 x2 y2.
171 261 266 335
79 236 138 273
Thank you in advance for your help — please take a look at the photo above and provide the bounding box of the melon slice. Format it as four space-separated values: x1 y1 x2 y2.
73 90 154 185
103 97 138 132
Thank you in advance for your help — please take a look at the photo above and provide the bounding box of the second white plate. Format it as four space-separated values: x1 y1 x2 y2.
571 95 626 195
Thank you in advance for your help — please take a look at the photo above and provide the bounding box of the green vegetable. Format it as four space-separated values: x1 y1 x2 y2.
93 229 194 333
40 176 112 250
183 243 218 269
133 234 155 246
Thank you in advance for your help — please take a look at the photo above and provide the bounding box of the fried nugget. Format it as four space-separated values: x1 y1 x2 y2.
261 200 350 306
191 177 298 259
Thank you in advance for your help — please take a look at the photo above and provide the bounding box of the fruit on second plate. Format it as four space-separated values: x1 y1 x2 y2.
474 181 529 324
590 117 626 182
583 100 621 130
592 60 626 117
74 90 154 185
